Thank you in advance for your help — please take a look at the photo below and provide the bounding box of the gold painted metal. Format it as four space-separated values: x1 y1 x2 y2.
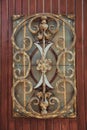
11 13 76 118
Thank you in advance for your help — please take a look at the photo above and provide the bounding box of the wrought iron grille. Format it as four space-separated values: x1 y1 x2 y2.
11 13 76 118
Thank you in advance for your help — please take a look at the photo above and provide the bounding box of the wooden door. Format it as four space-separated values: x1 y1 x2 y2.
0 0 87 130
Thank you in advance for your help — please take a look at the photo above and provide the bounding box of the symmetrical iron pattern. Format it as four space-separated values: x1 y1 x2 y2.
12 13 76 118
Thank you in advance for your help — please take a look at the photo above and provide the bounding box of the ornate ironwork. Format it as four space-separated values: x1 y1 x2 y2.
11 13 76 118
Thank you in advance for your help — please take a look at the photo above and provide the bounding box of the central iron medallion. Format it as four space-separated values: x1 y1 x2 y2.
12 13 76 118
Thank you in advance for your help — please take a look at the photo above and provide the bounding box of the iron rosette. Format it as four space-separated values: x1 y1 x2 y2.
11 13 76 119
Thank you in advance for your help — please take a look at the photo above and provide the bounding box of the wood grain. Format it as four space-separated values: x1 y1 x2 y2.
23 119 30 130
84 0 87 127
1 0 8 130
30 0 36 14
46 119 53 130
75 49 86 130
44 0 51 13
22 0 28 15
37 119 45 130
30 118 37 130
69 119 78 130
8 0 15 130
60 0 67 14
84 47 87 129
76 0 82 49
76 0 86 130
36 0 43 13
53 119 61 130
0 0 87 130
52 0 58 14
15 118 23 130
67 0 75 14
15 0 22 14
0 0 2 129
61 119 69 130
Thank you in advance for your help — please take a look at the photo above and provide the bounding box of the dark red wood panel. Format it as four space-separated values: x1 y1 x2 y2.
8 0 15 130
36 0 43 13
15 0 22 14
84 0 87 128
76 0 86 130
30 118 37 130
0 0 2 129
76 0 83 49
84 47 87 127
60 0 67 14
61 119 69 130
0 0 87 130
1 0 8 130
15 118 23 130
53 119 61 130
69 119 78 130
46 119 53 130
44 0 51 13
22 0 28 15
30 0 36 14
37 119 45 130
52 0 58 14
23 119 30 130
67 0 75 13
84 0 87 46
76 49 86 130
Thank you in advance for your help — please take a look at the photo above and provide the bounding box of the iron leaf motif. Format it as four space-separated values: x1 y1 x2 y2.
12 13 76 118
